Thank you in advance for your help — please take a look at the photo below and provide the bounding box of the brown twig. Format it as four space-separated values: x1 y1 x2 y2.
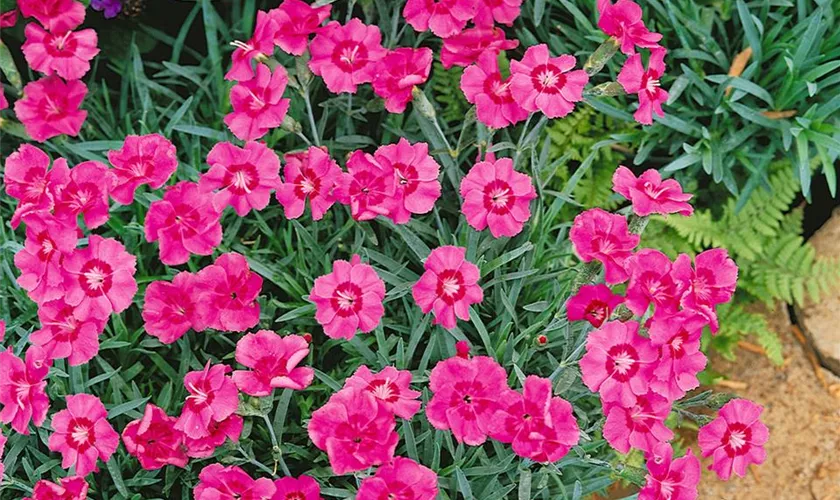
737 340 767 356
791 324 832 393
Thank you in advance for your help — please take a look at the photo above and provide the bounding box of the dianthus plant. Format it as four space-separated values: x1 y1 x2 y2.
0 0 767 498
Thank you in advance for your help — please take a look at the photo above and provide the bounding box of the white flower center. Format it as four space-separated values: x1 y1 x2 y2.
613 351 635 374
71 424 90 445
729 429 747 450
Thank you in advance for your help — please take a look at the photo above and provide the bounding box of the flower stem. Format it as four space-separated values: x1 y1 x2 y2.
302 86 321 146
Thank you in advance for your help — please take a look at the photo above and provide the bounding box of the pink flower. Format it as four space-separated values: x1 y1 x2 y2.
307 387 399 475
510 44 589 119
460 157 536 237
0 346 51 434
372 47 433 113
224 63 291 141
4 145 70 228
639 443 701 500
309 254 385 340
193 253 263 332
426 355 508 445
440 27 518 69
19 0 85 32
602 390 673 454
122 404 188 470
0 432 6 479
597 0 662 55
612 166 693 216
566 284 624 328
618 48 669 125
142 272 202 344
30 297 107 366
461 52 529 129
570 208 640 284
648 311 708 401
226 11 278 81
357 457 439 500
0 320 4 344
698 399 768 480
185 414 243 458
273 475 322 500
144 181 223 266
624 249 679 316
373 138 441 224
334 151 397 221
579 320 657 406
412 245 483 329
24 476 89 500
308 19 387 94
62 235 137 321
15 76 88 142
201 141 282 216
0 90 7 111
48 394 119 477
232 330 314 396
14 212 78 304
107 134 178 205
489 376 580 462
194 464 276 500
343 365 422 419
22 25 100 80
269 0 331 56
672 249 738 332
403 0 479 38
276 147 342 220
473 0 522 27
175 363 240 439
54 160 113 229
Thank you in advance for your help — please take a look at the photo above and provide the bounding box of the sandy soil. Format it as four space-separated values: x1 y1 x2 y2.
697 306 840 499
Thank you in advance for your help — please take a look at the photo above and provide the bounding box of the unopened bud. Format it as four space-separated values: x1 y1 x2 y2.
280 115 302 134
583 81 625 97
412 87 437 119
455 341 470 358
584 37 620 76
302 332 313 343
536 334 548 346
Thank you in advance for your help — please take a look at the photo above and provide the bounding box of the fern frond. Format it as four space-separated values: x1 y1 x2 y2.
711 303 784 365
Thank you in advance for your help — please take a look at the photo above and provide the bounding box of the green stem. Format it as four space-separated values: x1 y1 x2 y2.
238 445 276 477
302 86 321 146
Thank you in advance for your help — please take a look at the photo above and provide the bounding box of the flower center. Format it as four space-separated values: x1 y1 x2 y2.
186 381 214 407
642 74 661 94
294 168 322 198
584 300 609 327
722 423 752 457
482 179 515 214
68 418 95 451
46 31 78 56
368 379 400 403
332 41 368 72
285 493 306 500
531 64 565 93
79 259 114 296
436 269 466 305
483 73 514 104
223 163 260 195
331 282 363 317
606 343 640 382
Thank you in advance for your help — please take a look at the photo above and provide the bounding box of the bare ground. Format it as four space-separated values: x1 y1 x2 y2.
697 305 840 500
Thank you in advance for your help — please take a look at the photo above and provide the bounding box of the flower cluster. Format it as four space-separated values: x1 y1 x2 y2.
568 167 766 494
0 1 768 498
12 0 97 141
598 0 670 124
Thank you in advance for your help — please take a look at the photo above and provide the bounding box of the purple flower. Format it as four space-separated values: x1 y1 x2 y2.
91 0 122 18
